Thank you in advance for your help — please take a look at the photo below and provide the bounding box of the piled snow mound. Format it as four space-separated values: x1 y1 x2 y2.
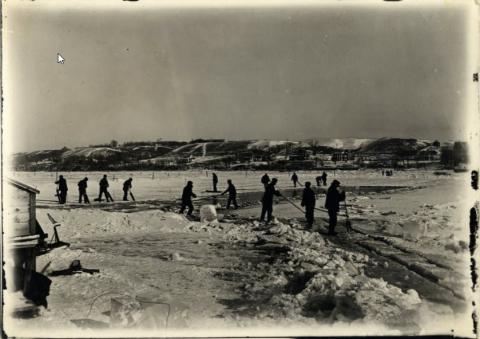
265 249 424 326
268 222 292 236
187 220 226 234
384 201 468 256
232 222 434 328
400 219 428 240
36 209 193 239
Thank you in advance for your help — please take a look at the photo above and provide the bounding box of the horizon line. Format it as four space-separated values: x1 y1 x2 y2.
9 136 467 154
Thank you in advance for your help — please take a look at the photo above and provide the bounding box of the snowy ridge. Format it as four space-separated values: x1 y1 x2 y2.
62 147 122 158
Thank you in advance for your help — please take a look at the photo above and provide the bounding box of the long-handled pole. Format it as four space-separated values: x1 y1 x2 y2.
344 200 353 232
55 172 60 202
282 195 305 214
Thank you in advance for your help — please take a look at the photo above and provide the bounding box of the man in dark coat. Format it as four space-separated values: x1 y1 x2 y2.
98 174 114 202
123 178 134 201
212 173 218 192
221 179 238 209
260 178 282 223
291 172 299 188
315 176 322 187
261 173 270 188
301 181 316 228
55 175 68 204
180 181 197 216
325 179 345 235
78 177 90 204
321 171 328 186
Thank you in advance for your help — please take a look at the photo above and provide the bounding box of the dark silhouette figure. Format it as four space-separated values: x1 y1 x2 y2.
55 175 68 204
291 172 299 187
315 176 322 187
325 179 345 235
77 177 90 204
260 178 281 223
470 206 478 256
123 178 134 201
261 173 270 188
98 175 114 202
472 170 479 190
212 173 218 192
221 179 238 209
301 181 316 228
321 171 328 186
180 181 197 216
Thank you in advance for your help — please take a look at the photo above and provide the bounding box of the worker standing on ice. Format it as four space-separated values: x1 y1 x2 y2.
321 171 328 186
180 181 197 216
55 175 68 204
301 181 316 229
97 174 114 202
221 179 238 209
325 179 345 236
260 178 282 224
261 173 270 188
315 175 322 187
212 172 219 192
122 178 134 201
78 177 90 204
291 172 300 187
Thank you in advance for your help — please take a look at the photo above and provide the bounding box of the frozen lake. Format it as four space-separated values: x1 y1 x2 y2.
8 169 468 204
4 169 473 336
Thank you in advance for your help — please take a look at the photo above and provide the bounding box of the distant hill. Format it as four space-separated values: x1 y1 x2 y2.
358 138 432 154
62 147 122 158
10 137 456 171
309 138 374 150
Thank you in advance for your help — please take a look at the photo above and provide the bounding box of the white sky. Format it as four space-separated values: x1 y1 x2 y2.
3 0 477 152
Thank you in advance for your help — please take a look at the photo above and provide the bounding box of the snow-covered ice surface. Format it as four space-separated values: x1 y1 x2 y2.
3 170 475 337
8 169 447 203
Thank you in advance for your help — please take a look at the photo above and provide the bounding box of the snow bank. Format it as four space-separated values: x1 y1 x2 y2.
36 209 193 240
212 218 463 332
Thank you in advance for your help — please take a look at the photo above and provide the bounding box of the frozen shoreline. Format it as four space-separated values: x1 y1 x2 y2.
3 170 474 337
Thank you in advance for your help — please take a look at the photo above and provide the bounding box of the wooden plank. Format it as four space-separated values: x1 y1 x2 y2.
9 235 40 242
11 228 31 237
6 213 31 224
4 212 29 219
4 185 37 236
7 220 30 228
5 194 29 202
7 240 40 249
4 207 30 214
10 220 29 225
29 194 36 233
8 223 31 237
6 189 30 203
4 204 29 211
5 203 30 211
6 179 40 194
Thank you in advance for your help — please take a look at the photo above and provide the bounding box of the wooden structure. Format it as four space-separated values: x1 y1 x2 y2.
4 179 41 292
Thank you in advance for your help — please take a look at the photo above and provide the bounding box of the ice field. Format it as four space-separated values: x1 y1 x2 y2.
3 169 475 337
